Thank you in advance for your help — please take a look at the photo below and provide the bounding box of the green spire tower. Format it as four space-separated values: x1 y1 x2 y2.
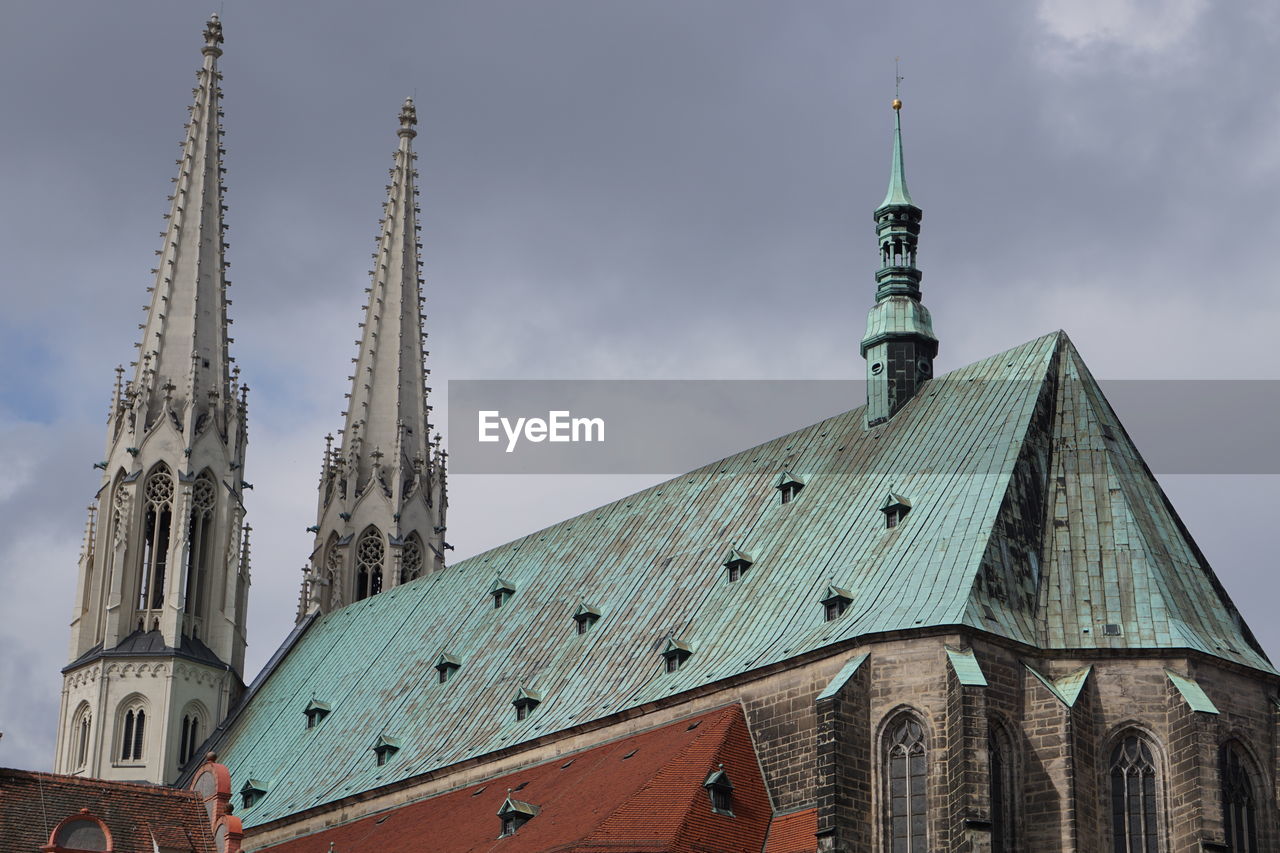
860 94 938 426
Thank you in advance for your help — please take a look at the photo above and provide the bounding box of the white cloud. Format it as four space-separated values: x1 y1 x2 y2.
1036 0 1207 56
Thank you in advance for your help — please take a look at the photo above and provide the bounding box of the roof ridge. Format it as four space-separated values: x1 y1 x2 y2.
0 767 201 798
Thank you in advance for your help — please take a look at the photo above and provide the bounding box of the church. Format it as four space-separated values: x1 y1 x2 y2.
25 14 1277 853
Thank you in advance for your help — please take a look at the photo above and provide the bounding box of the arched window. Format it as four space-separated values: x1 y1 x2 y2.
178 706 204 767
71 704 92 771
49 812 110 852
117 700 146 763
400 533 423 584
884 714 928 853
989 722 1015 851
138 464 174 614
1109 733 1162 853
355 527 384 601
323 532 343 609
183 471 216 624
1220 741 1258 853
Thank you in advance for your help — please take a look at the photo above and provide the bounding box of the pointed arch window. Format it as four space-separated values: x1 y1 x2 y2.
356 527 384 601
117 699 146 763
400 533 423 584
1109 734 1162 853
1220 741 1258 853
71 704 92 771
184 471 216 625
323 532 342 610
178 705 204 767
885 714 928 853
989 722 1015 851
138 465 173 613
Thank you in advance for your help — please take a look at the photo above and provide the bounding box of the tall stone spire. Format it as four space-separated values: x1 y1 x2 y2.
56 14 250 785
133 12 235 433
302 98 448 620
860 94 938 426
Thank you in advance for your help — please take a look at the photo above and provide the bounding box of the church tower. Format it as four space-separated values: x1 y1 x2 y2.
55 14 250 784
861 94 938 425
300 99 447 620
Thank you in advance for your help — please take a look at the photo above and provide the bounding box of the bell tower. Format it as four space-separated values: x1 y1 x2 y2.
55 14 250 784
860 91 938 426
299 99 448 620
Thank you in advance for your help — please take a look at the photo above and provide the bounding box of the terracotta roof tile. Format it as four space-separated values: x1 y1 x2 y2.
763 808 817 853
0 767 216 853
258 705 770 853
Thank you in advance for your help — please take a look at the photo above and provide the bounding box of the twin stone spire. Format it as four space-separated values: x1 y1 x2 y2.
57 16 445 784
302 96 448 620
57 15 930 784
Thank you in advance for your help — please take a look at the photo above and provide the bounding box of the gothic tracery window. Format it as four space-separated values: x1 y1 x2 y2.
356 527 384 601
1110 734 1162 853
1220 741 1258 853
400 534 423 584
885 714 928 853
138 464 174 614
183 471 216 624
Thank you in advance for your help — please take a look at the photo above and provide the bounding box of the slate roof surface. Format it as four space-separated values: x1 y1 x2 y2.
256 705 771 853
64 628 228 673
207 330 1271 828
0 767 216 853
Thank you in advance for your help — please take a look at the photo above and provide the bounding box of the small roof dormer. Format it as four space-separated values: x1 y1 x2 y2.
880 492 912 528
303 699 331 729
722 547 753 582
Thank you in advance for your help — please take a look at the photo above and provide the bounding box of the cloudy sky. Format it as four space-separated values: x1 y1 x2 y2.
2 0 1278 771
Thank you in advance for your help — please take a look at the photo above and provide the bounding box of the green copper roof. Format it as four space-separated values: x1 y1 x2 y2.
205 331 1271 827
1025 664 1092 707
816 653 869 701
945 648 988 687
878 106 914 210
1165 669 1220 714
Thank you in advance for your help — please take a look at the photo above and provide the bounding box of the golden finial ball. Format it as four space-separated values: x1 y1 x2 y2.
892 98 902 111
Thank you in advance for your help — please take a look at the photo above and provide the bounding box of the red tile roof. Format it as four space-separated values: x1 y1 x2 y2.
0 767 217 853
257 704 772 853
763 808 817 853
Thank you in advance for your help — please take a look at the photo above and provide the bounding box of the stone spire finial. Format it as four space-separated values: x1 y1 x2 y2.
399 97 417 139
860 91 938 426
202 13 223 56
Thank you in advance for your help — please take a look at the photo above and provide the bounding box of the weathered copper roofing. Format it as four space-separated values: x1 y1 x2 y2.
1165 669 1220 714
207 331 1271 826
945 647 989 686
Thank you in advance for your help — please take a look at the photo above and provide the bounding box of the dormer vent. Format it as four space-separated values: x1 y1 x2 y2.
573 602 601 635
703 766 734 815
303 699 331 729
821 585 853 621
372 734 400 766
512 687 542 721
240 778 268 809
722 547 753 582
662 638 693 673
879 492 912 528
491 577 515 609
776 472 805 504
435 652 461 683
498 796 540 836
